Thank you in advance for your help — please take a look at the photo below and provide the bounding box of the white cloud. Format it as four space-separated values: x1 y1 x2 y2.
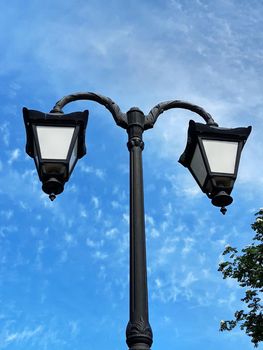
150 227 160 238
68 321 79 337
0 123 10 146
8 148 20 165
80 208 88 218
59 250 68 263
145 214 155 226
154 237 179 266
182 237 195 256
4 326 43 344
122 213 129 225
155 278 162 289
218 291 237 308
111 200 120 209
105 227 118 239
0 209 13 220
64 233 75 245
86 238 98 248
181 271 198 288
91 196 99 209
0 225 17 238
93 250 108 260
79 164 105 179
202 268 210 278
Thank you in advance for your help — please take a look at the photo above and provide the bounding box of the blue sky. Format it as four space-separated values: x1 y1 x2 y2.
0 0 262 349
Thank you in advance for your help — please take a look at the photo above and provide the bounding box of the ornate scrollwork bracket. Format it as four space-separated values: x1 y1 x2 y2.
50 91 128 129
144 100 218 129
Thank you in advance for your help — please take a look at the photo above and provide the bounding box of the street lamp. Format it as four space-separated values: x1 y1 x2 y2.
23 92 251 350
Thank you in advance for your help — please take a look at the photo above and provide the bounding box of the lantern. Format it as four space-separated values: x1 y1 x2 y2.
179 120 251 213
23 108 88 200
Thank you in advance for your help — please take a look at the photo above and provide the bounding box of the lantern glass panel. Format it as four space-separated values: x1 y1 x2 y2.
69 137 78 172
36 126 75 160
33 141 39 170
202 139 238 174
190 144 207 186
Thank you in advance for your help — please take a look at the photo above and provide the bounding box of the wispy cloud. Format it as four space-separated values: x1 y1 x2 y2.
4 326 43 345
80 164 105 179
0 123 10 146
8 149 20 165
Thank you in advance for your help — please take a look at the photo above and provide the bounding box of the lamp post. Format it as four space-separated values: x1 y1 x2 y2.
23 92 251 350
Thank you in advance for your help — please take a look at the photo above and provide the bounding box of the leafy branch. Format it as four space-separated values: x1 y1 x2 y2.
218 209 263 347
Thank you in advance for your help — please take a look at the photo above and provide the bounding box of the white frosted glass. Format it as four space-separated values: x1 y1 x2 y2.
190 144 207 186
202 139 238 174
36 126 75 160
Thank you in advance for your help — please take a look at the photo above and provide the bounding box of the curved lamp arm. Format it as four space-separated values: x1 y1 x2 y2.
50 92 219 129
50 92 128 129
145 100 218 129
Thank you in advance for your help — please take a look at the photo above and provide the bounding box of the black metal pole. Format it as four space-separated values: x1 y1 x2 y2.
126 108 153 350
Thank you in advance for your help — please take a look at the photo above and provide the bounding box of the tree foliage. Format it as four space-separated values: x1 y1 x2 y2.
218 209 263 347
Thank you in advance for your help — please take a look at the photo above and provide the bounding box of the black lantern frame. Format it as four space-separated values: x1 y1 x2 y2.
23 108 89 199
179 120 252 211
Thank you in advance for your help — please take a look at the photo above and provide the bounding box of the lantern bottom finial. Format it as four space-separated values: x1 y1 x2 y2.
49 193 56 201
220 206 227 215
42 177 64 199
